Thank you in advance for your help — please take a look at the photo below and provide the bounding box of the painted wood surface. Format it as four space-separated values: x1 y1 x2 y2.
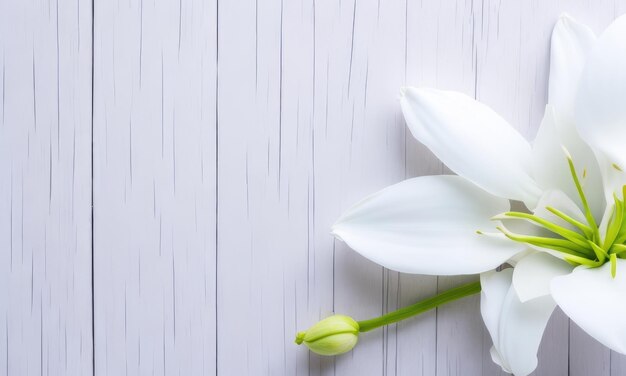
0 0 93 375
4 0 626 375
93 1 217 375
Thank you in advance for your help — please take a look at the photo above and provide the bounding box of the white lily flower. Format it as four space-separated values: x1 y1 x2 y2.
331 13 626 376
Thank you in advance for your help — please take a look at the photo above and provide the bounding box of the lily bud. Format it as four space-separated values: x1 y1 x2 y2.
294 314 360 356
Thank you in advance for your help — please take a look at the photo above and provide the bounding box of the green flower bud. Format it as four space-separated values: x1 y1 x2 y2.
294 314 360 356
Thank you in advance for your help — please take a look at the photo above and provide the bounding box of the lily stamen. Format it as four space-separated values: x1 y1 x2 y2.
493 212 590 248
545 206 595 239
495 151 626 278
564 147 601 242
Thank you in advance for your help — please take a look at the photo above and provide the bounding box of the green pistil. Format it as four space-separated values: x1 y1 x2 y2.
491 149 626 278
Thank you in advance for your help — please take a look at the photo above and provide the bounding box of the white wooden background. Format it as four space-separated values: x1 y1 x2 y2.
3 1 626 375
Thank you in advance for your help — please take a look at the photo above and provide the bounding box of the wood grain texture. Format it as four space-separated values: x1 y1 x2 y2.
6 0 626 375
0 0 93 374
93 0 217 375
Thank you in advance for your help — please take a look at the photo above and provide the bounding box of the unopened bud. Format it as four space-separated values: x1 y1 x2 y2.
295 314 360 356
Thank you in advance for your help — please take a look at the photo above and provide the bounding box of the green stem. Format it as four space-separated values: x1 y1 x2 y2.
357 281 481 333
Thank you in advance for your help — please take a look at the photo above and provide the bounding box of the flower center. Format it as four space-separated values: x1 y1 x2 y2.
494 149 626 277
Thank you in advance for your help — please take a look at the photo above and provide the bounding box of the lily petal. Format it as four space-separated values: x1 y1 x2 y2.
575 14 626 197
506 249 535 267
551 261 626 354
332 175 525 275
593 152 626 200
481 270 513 373
532 107 604 220
513 252 573 303
542 14 601 213
481 269 557 376
400 87 542 205
549 14 596 126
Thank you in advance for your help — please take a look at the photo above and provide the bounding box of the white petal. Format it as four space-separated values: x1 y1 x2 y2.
481 269 513 358
506 249 535 267
513 252 573 302
532 107 569 196
331 175 525 275
481 269 557 376
532 107 604 220
497 295 556 376
593 152 626 200
545 14 600 210
400 87 542 204
576 14 626 196
551 261 626 354
549 14 596 125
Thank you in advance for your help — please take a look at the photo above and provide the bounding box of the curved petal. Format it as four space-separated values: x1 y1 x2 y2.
544 14 601 211
506 249 535 267
549 14 596 126
331 175 525 275
532 107 604 220
480 269 513 373
575 14 626 197
551 261 626 354
481 269 557 376
593 152 626 200
400 87 542 204
513 252 573 302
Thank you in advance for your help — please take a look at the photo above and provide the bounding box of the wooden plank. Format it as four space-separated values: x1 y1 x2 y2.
570 323 610 376
0 0 93 374
216 0 428 374
92 1 217 375
216 0 287 373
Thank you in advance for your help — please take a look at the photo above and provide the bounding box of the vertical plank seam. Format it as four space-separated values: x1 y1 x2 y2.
215 0 220 374
568 320 571 376
91 0 96 374
278 0 284 194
